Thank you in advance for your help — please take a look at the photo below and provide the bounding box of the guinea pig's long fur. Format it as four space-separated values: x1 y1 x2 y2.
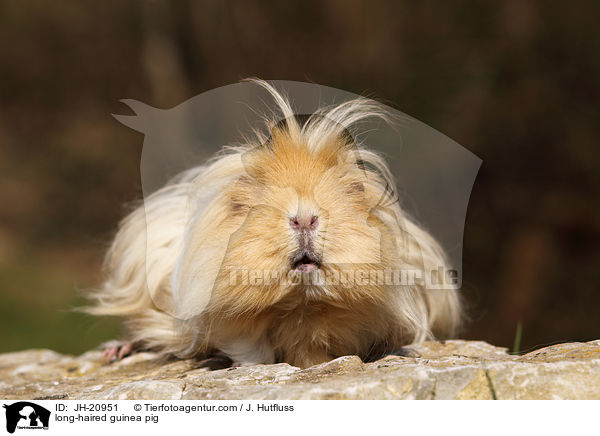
87 79 462 368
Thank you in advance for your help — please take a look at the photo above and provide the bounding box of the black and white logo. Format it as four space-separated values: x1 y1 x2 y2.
3 402 50 434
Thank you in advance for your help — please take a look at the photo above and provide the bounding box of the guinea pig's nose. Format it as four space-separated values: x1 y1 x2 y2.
289 214 319 231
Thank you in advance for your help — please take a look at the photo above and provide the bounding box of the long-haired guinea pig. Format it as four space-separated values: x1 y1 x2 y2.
86 79 462 368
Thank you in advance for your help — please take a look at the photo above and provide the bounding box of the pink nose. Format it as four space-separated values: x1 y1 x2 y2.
289 215 319 230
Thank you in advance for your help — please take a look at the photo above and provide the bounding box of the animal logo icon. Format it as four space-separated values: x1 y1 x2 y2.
3 402 50 434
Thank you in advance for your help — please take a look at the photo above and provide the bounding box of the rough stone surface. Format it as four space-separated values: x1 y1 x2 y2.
1 340 599 400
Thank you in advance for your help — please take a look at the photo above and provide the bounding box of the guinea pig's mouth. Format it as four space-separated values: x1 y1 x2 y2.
291 251 321 273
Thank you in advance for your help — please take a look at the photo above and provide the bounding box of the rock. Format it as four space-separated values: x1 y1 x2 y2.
0 340 598 400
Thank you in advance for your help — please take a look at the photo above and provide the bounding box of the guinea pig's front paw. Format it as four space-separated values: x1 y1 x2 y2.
193 353 234 370
193 353 260 370
101 340 137 363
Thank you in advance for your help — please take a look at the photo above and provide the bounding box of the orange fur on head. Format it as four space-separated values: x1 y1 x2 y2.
86 80 462 368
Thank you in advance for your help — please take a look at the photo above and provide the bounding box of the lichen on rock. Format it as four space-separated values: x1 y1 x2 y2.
1 340 598 400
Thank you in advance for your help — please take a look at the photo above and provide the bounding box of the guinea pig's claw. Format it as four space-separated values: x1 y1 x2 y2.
102 342 134 364
102 346 118 363
117 343 133 360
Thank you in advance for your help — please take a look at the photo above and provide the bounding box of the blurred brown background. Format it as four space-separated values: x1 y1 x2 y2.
1 0 598 355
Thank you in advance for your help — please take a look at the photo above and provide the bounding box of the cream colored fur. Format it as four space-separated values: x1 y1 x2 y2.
86 79 462 367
